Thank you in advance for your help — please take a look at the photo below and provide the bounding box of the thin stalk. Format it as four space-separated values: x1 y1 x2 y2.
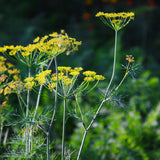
75 94 83 121
26 67 31 153
111 72 128 97
26 67 31 117
104 31 118 98
46 57 58 160
47 133 50 160
33 57 54 121
17 94 25 117
61 98 66 160
76 130 87 160
76 98 110 160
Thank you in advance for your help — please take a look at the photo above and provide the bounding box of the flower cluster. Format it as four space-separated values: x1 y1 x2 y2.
23 66 105 92
83 71 105 82
96 12 135 31
0 56 23 96
126 55 135 63
0 31 82 66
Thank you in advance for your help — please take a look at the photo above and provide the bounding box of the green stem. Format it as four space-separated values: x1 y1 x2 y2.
61 98 66 160
26 67 31 153
104 30 118 98
76 130 87 160
33 57 54 121
76 98 110 160
26 67 31 117
46 57 58 160
113 72 128 95
75 94 83 121
47 133 50 160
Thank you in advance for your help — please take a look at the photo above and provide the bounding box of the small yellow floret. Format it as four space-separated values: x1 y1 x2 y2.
94 75 105 80
33 37 40 43
24 77 34 82
74 67 83 71
0 88 4 94
84 77 95 82
25 81 35 90
69 71 80 76
126 55 135 63
83 71 96 76
48 83 56 90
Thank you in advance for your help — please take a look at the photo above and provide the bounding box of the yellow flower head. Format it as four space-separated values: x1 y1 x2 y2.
74 67 83 71
24 77 34 82
6 62 14 68
0 74 8 82
126 55 135 63
83 71 96 76
58 66 71 73
25 81 35 90
35 70 51 85
33 37 40 43
8 69 20 74
96 11 135 31
0 88 3 94
0 56 6 61
4 87 12 95
69 71 80 76
84 77 95 82
63 78 72 85
48 82 56 90
94 75 105 81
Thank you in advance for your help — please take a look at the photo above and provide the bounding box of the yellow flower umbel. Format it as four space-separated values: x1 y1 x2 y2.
0 55 23 96
0 31 81 67
35 70 52 85
96 12 135 31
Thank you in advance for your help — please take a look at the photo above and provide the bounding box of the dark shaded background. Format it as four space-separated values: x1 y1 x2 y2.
0 0 160 73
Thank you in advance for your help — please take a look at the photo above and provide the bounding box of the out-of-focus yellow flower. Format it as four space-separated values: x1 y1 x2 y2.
58 66 71 72
94 75 105 80
74 67 83 71
0 74 8 82
48 83 56 90
8 69 20 74
13 75 20 80
33 37 40 43
6 62 14 68
0 65 7 73
4 87 12 95
24 77 34 82
0 88 3 94
25 81 36 90
0 56 6 61
63 78 72 85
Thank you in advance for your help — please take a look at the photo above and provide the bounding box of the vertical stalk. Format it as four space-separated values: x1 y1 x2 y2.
26 67 31 153
33 57 54 121
76 31 118 159
104 31 118 98
76 130 87 160
46 57 58 160
26 67 31 117
47 133 50 160
61 97 66 160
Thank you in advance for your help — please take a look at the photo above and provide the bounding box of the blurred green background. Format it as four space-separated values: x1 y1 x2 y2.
0 0 160 159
